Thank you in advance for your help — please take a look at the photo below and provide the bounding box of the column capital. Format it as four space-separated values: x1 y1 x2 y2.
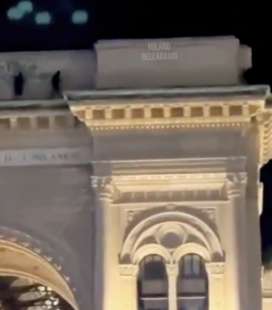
166 263 179 277
206 262 225 310
226 173 247 199
119 264 139 277
205 261 225 276
91 176 120 201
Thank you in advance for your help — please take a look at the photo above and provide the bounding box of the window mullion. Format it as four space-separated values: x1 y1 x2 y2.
166 264 178 310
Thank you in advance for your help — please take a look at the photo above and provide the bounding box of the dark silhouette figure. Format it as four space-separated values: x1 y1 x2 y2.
261 160 272 269
51 70 61 96
13 72 24 96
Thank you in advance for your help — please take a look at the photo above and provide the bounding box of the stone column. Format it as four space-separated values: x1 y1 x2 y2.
119 264 139 310
166 264 178 310
245 116 263 310
205 262 225 310
91 176 120 310
225 173 247 310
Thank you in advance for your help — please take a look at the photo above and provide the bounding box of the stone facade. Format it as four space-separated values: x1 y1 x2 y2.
67 85 271 310
0 37 271 310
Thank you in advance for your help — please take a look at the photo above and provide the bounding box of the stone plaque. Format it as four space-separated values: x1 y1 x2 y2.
95 37 250 89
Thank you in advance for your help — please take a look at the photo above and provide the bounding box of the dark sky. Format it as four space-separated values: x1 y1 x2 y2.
0 1 271 85
0 2 269 79
1 1 272 259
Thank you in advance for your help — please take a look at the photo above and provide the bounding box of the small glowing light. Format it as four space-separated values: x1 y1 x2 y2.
71 10 89 24
35 11 52 25
7 7 24 20
17 1 33 14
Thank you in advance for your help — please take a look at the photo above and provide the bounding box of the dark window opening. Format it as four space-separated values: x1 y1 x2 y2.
138 255 168 310
178 254 208 310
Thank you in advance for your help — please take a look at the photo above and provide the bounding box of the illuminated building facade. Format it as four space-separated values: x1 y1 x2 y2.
0 37 271 310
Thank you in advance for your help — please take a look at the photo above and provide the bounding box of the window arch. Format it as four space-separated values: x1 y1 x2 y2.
177 254 208 310
138 255 168 310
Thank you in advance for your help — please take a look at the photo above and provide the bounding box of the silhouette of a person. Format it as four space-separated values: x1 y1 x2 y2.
51 70 61 96
14 72 24 96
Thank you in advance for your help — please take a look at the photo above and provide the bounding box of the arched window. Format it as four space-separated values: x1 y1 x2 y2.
138 255 168 310
177 254 208 310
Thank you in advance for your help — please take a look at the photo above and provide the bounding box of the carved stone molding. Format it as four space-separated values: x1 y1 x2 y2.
116 189 225 204
91 176 120 201
261 110 272 164
0 108 77 132
205 262 225 276
68 99 262 132
121 210 224 264
226 173 247 199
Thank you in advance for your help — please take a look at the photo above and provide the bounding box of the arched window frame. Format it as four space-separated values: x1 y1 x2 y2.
119 211 225 310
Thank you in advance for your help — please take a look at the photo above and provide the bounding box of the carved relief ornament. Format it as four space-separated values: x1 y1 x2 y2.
91 176 120 201
205 262 225 276
226 173 247 199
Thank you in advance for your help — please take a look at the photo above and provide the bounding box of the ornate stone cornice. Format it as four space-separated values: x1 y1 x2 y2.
67 92 272 167
112 173 228 202
261 109 272 164
114 172 228 185
0 108 77 131
68 100 262 132
116 190 225 204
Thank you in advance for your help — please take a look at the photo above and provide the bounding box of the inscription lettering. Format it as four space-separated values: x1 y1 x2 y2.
141 41 179 62
0 148 91 167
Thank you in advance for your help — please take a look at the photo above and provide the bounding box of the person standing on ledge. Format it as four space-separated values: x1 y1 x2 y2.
51 70 62 98
14 72 24 97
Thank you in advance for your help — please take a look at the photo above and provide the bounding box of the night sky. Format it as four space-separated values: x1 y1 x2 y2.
0 1 272 261
0 1 271 85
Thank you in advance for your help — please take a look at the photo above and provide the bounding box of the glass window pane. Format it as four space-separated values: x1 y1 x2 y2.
178 254 208 310
183 255 192 276
138 255 168 310
192 255 200 275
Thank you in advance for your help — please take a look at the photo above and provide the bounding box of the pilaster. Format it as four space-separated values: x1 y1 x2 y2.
206 262 225 310
119 264 139 310
225 173 247 310
91 176 120 310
